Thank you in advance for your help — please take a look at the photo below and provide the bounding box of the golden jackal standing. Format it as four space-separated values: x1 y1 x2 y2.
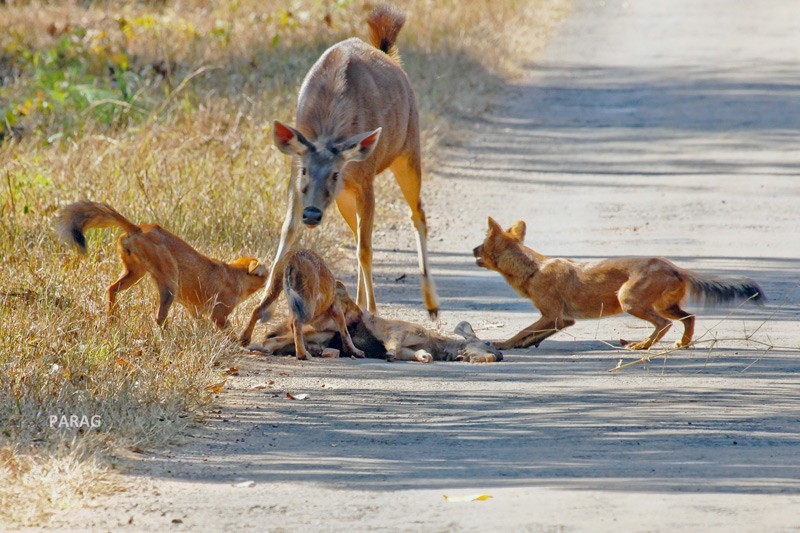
56 201 268 329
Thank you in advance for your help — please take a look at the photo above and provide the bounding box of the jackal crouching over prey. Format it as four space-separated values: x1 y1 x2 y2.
239 249 364 360
473 217 766 351
56 200 268 328
249 283 502 363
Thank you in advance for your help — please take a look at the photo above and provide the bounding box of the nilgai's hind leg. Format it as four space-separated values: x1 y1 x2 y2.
494 316 575 350
390 154 439 319
661 304 695 348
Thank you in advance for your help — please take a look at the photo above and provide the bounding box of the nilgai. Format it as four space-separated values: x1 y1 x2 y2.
242 6 438 344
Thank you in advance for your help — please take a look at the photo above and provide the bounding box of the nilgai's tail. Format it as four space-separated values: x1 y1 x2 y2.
686 273 766 307
283 262 309 322
55 200 140 253
367 5 406 61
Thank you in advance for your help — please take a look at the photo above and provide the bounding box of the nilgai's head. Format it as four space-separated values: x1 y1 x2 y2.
453 321 503 363
229 257 269 296
472 217 526 270
273 120 382 228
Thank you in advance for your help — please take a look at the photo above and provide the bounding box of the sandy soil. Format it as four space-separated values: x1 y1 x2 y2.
45 0 800 531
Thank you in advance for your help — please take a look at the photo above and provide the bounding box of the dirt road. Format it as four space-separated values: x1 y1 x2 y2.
54 0 800 530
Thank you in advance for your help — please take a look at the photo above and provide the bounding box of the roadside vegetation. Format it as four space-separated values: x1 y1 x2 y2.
0 0 569 525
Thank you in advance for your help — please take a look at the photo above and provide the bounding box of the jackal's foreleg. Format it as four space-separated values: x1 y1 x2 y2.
495 316 575 350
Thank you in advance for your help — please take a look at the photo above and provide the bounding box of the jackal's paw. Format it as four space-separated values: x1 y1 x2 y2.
295 351 311 361
626 340 652 351
350 347 365 359
386 351 396 362
414 350 433 363
674 340 692 349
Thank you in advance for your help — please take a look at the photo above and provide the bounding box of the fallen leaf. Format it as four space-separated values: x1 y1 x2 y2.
232 480 256 488
205 380 226 394
249 383 268 390
223 367 239 376
286 392 309 400
443 494 493 503
115 356 131 367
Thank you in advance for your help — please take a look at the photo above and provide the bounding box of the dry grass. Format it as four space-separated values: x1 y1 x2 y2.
0 0 570 525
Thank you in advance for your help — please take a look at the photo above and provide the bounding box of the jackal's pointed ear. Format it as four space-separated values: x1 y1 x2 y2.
336 128 382 162
248 260 268 277
487 216 503 235
334 280 349 298
273 120 312 156
508 220 526 243
454 321 479 341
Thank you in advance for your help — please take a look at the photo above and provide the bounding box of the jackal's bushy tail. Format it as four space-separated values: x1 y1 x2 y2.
55 200 140 253
367 5 406 61
283 262 310 322
686 274 766 307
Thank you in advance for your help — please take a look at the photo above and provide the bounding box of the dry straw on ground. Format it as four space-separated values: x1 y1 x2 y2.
0 0 569 524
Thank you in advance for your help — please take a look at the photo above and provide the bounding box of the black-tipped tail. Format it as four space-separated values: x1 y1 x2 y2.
284 263 310 322
367 5 405 59
688 275 766 307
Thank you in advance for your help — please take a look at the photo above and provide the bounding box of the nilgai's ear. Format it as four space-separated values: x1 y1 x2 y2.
248 260 268 277
337 128 382 162
273 120 313 156
508 220 526 243
454 321 479 341
487 216 503 235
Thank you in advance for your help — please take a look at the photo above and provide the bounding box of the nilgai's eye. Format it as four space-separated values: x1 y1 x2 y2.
301 167 307 176
332 172 339 182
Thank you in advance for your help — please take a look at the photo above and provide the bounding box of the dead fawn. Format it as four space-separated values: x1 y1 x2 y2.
244 6 438 345
56 200 267 329
250 283 502 363
473 217 766 350
242 249 363 360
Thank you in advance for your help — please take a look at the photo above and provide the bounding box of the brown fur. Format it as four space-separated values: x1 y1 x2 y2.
239 249 363 360
250 285 502 364
245 5 438 342
56 200 268 329
473 217 766 351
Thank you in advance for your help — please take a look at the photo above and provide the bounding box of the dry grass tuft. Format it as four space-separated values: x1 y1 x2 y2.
0 0 570 525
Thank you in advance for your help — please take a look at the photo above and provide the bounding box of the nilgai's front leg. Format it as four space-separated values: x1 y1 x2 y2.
494 316 575 350
355 185 377 313
241 185 301 344
390 154 439 319
335 188 368 305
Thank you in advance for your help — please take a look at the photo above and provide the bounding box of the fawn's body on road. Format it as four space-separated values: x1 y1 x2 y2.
473 217 765 350
56 200 267 329
244 6 438 344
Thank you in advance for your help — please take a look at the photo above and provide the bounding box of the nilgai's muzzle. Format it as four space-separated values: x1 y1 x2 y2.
302 207 323 226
